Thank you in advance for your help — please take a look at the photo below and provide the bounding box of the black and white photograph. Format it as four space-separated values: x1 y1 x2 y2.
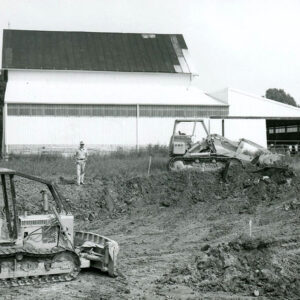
0 0 300 299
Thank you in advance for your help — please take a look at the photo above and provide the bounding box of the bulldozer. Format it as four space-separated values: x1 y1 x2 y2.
0 168 119 287
168 119 284 171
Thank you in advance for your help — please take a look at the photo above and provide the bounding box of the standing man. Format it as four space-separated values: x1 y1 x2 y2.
75 141 88 185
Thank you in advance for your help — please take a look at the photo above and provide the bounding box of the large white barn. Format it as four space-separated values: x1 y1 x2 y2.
1 29 300 154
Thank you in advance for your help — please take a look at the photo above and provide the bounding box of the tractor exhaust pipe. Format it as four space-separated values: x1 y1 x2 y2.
41 190 49 212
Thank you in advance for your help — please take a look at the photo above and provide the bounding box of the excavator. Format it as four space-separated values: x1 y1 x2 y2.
0 168 119 287
168 119 284 171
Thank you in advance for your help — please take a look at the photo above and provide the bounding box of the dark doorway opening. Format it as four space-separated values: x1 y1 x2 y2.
266 119 300 153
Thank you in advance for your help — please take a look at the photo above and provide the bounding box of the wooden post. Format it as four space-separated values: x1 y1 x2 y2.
136 104 139 152
147 155 152 176
222 119 225 137
2 103 7 158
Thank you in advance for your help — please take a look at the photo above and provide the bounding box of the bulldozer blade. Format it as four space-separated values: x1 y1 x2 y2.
221 161 231 182
221 159 245 182
251 166 292 177
250 155 260 165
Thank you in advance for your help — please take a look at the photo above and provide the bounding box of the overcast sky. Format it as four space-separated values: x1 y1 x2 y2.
1 0 299 102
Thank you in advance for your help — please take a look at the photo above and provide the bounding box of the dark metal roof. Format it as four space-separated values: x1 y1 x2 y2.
2 29 189 73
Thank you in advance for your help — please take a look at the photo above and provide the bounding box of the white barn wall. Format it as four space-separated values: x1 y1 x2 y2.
210 119 267 147
209 119 223 138
7 116 204 151
6 117 137 148
224 119 266 146
5 70 222 106
7 116 267 151
4 69 228 153
6 70 194 104
7 69 192 86
6 116 213 152
138 117 211 145
9 71 300 152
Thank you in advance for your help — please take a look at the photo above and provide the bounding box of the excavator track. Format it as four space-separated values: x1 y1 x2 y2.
0 246 80 287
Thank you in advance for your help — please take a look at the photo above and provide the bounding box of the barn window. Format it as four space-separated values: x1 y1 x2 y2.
7 104 228 118
141 34 156 39
7 104 137 117
139 105 228 117
275 127 286 133
286 126 298 133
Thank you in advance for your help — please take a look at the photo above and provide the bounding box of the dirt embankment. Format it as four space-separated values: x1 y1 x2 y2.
15 163 298 220
3 164 300 299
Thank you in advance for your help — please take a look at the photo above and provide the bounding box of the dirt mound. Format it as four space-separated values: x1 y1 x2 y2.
157 235 300 299
223 164 296 210
12 165 299 221
116 170 223 206
115 165 296 212
2 159 300 299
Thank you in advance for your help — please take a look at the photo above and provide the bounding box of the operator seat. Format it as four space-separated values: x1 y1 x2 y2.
188 138 210 153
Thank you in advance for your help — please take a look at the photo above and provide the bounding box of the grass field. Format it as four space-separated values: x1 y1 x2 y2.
2 145 300 180
1 146 169 179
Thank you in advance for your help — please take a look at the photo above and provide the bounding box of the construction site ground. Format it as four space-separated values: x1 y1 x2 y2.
1 154 300 299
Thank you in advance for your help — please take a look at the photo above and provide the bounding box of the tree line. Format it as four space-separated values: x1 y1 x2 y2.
265 88 298 107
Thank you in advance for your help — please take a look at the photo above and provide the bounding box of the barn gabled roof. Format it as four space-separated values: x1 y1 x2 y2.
2 29 192 74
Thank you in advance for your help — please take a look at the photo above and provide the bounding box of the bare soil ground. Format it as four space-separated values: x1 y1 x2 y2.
1 156 300 299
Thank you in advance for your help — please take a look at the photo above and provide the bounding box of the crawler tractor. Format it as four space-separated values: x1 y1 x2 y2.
168 119 283 171
0 168 119 287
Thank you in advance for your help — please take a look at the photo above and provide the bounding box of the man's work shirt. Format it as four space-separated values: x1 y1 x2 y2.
76 147 88 161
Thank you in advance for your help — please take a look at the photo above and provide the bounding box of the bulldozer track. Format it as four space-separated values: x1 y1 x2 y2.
168 155 231 171
0 246 80 287
0 271 77 288
0 246 65 257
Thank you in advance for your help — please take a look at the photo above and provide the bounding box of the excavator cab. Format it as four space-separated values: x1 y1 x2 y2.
169 119 210 156
0 168 119 287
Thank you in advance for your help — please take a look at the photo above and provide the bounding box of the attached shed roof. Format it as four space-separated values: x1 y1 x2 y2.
208 88 300 117
2 29 191 74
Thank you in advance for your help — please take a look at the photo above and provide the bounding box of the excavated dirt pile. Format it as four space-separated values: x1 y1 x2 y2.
157 234 300 299
12 163 299 220
1 163 300 299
